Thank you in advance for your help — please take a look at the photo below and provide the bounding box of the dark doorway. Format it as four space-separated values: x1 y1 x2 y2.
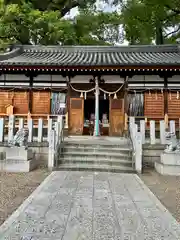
99 99 109 122
83 98 109 135
84 99 95 121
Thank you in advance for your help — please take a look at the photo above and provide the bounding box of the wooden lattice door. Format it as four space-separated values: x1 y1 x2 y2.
69 98 84 135
109 98 124 136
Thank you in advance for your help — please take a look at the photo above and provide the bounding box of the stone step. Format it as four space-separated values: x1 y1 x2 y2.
55 163 135 173
63 145 131 153
64 142 131 149
155 160 180 176
60 157 132 166
62 151 131 159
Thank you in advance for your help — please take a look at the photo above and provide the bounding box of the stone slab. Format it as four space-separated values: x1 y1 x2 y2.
5 147 33 161
1 172 180 239
160 152 180 165
0 159 37 172
155 161 180 176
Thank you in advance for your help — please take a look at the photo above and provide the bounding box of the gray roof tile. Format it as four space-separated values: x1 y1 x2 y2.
0 44 180 67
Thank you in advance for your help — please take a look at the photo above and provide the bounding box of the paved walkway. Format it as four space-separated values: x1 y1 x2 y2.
1 172 180 239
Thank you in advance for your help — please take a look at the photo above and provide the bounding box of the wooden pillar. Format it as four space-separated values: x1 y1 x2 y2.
124 76 128 131
94 77 100 136
28 75 33 113
164 76 168 128
67 78 70 132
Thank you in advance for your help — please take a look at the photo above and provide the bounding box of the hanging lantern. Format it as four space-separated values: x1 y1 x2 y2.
177 91 179 99
149 89 151 96
104 93 106 100
113 93 117 99
80 92 83 98
84 92 87 100
169 91 171 100
161 89 163 95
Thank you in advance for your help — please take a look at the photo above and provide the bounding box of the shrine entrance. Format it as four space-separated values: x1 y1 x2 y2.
83 98 109 135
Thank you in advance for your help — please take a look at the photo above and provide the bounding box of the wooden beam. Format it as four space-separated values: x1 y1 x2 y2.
164 76 168 115
29 75 33 113
124 77 128 114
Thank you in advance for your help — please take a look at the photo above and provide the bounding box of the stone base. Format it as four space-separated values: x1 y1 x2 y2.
155 161 180 176
160 152 180 165
0 159 37 172
6 147 33 161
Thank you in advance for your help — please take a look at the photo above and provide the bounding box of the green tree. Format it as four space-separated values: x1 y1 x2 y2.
115 0 180 44
0 0 122 48
4 0 97 17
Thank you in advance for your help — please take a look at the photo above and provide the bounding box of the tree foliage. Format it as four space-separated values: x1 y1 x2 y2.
0 0 122 49
116 0 180 44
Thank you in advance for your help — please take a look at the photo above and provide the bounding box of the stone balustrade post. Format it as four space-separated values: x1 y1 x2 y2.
28 118 33 142
150 120 156 144
160 120 166 144
170 120 176 135
135 132 142 174
0 118 4 142
48 130 55 170
19 118 24 130
48 118 53 143
38 118 43 142
8 115 15 142
140 120 145 144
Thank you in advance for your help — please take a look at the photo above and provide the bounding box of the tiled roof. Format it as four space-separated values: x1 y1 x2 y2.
0 45 180 67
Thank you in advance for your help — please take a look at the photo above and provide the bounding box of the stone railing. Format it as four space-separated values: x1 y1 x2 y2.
48 115 65 170
129 117 142 174
0 113 68 143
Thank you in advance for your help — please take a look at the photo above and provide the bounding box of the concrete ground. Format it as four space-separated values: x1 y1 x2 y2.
1 171 180 240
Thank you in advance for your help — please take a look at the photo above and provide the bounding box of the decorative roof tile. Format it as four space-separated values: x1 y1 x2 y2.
0 44 180 67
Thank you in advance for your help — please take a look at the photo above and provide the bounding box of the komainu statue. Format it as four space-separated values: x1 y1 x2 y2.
9 128 29 149
164 132 180 153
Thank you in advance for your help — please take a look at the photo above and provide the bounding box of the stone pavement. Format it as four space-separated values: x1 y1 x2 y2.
0 172 180 239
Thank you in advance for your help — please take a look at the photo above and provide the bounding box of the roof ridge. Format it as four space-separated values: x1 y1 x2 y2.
0 47 23 61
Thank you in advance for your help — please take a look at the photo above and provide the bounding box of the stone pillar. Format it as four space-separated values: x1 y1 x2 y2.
94 77 100 136
0 118 4 142
48 118 53 143
160 120 166 144
48 130 55 170
140 120 145 144
135 132 142 174
38 118 43 142
170 120 175 134
19 118 24 130
8 115 15 142
28 118 33 142
150 120 156 144
129 116 135 126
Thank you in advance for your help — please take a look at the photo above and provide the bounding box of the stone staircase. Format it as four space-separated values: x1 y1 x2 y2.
57 137 135 173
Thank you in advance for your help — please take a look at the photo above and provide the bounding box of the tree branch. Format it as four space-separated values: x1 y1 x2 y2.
60 2 80 17
164 25 180 38
164 4 180 15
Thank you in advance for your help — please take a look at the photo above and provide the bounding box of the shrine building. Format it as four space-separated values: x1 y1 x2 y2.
0 44 180 136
